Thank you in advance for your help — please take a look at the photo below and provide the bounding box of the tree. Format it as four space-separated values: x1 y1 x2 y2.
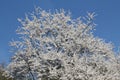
0 63 13 80
6 8 120 80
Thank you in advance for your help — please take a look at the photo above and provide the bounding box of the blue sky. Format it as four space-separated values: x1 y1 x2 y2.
0 0 120 63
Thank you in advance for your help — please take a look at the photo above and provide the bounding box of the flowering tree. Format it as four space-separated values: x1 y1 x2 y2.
6 8 120 80
0 63 13 80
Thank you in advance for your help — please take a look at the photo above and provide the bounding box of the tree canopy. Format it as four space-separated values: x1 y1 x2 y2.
4 8 120 80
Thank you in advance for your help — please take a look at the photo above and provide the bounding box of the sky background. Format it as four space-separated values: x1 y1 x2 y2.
0 0 120 64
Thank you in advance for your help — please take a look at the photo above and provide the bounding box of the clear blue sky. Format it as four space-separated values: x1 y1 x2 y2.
0 0 120 63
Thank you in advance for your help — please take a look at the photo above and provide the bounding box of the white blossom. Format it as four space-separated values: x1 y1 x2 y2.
6 8 120 80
